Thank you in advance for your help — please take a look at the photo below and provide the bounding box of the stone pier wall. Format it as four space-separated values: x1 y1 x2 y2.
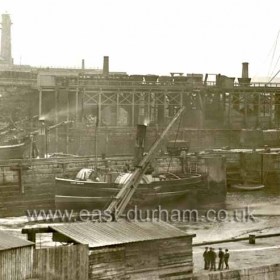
0 156 132 217
0 156 182 217
0 154 226 217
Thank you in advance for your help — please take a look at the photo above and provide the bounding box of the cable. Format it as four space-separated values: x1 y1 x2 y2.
268 30 280 79
267 68 280 84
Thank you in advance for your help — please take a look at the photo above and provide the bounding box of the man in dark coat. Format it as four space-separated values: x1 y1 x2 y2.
224 249 230 269
218 248 224 270
209 247 217 271
203 247 209 269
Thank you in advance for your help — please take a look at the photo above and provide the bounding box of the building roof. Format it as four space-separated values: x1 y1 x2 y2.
0 231 34 251
50 220 194 249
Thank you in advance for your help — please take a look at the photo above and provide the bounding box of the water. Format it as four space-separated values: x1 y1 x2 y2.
173 187 280 243
226 188 280 210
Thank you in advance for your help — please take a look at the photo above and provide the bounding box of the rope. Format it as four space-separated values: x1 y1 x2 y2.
268 30 280 79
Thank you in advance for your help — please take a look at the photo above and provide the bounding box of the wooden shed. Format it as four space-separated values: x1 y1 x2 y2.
50 220 195 280
0 230 34 280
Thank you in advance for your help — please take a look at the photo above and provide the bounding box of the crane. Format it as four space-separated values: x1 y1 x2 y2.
105 106 185 220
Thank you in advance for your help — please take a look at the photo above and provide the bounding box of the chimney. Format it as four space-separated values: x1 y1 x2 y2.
238 62 251 86
103 56 109 76
81 59 85 70
0 14 13 64
242 62 249 78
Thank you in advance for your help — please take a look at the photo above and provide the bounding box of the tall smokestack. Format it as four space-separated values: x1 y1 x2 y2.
242 62 249 78
238 62 251 86
103 56 109 76
81 59 85 70
0 14 13 64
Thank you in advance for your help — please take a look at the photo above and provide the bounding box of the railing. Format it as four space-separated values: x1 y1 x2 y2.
1 76 280 90
206 81 280 88
0 77 37 86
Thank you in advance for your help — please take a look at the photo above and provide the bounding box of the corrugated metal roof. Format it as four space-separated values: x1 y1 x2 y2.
50 220 193 249
0 231 34 251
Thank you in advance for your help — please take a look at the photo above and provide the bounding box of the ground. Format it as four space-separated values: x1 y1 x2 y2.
193 235 280 274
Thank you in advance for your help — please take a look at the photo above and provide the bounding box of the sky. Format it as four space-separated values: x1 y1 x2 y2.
0 0 280 80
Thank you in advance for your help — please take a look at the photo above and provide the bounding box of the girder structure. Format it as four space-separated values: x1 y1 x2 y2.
38 78 280 129
80 86 183 127
200 86 280 128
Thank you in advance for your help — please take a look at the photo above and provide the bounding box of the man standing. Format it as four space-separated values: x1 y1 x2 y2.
224 249 230 269
203 247 209 269
210 247 217 271
218 248 224 270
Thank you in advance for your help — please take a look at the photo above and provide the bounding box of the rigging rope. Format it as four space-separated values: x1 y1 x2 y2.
268 30 280 79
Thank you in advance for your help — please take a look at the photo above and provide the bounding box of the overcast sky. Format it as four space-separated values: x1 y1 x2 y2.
0 0 280 80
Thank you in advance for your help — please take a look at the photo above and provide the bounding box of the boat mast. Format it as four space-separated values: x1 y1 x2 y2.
105 106 185 219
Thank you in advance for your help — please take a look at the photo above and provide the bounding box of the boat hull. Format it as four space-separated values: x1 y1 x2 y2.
0 142 27 159
55 173 226 211
230 184 265 191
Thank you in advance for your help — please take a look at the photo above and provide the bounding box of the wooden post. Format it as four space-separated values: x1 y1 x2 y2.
132 90 135 127
228 92 231 128
261 153 264 184
39 88 42 118
198 91 204 129
147 90 151 121
76 87 79 123
257 92 261 127
116 90 120 126
66 90 70 154
249 234 256 244
163 91 167 124
270 93 273 128
244 92 248 128
98 90 102 126
27 232 36 243
55 87 59 153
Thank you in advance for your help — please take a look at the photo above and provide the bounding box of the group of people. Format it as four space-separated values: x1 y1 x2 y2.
203 247 230 271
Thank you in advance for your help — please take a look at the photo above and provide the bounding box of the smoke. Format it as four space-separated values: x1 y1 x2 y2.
40 107 78 122
143 118 150 126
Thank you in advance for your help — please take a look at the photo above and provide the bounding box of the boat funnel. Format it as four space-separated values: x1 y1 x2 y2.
134 124 147 166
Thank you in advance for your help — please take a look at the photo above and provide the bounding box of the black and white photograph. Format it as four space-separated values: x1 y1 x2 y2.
0 0 280 279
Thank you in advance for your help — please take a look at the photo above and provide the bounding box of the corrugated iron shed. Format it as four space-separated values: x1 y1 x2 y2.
0 231 34 251
50 220 194 249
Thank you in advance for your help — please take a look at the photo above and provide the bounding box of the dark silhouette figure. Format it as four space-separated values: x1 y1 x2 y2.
218 248 224 270
203 247 209 269
224 249 230 269
209 247 217 271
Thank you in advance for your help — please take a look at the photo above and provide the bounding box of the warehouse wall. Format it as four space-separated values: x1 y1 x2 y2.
0 246 33 280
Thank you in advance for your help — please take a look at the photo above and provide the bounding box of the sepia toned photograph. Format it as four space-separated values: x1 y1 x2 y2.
0 0 280 279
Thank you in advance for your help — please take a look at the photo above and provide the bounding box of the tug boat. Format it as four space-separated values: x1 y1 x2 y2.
55 168 203 210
